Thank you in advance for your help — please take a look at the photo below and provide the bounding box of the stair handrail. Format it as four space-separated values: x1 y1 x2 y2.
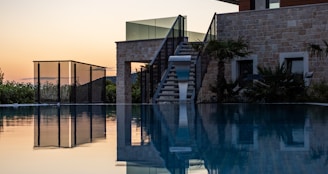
203 13 217 43
194 13 217 99
141 15 185 103
152 42 186 103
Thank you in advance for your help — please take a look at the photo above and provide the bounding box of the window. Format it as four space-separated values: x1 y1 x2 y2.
269 0 280 9
238 60 253 87
231 55 258 86
279 52 310 85
286 57 304 74
251 0 280 10
285 57 304 81
250 0 266 10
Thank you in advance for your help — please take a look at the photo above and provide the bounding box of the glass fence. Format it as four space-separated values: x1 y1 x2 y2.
34 60 106 103
126 16 205 42
34 105 106 148
126 16 179 41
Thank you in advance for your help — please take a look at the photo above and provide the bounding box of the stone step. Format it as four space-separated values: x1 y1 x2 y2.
162 82 194 87
156 98 194 103
165 77 195 81
154 42 198 103
170 67 196 71
161 87 194 91
167 73 196 78
166 79 195 83
158 93 193 97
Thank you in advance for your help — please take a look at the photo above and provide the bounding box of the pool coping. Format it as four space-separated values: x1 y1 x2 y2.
0 102 328 107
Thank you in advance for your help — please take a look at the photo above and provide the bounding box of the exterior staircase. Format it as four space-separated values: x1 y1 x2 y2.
154 42 199 103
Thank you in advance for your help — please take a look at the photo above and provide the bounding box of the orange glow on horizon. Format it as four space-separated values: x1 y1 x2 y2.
0 0 237 83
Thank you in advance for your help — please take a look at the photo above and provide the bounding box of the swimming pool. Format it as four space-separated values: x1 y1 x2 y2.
1 103 328 174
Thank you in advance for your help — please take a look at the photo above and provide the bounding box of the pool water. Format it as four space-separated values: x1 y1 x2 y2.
1 104 328 174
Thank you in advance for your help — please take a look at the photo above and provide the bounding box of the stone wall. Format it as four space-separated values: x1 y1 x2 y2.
239 0 328 11
197 3 328 103
217 3 328 83
197 59 218 103
116 39 163 62
116 39 162 103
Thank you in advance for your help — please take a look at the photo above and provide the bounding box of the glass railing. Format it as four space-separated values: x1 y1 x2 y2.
203 13 217 43
126 16 179 41
187 31 206 42
195 13 217 96
34 60 106 103
140 15 185 103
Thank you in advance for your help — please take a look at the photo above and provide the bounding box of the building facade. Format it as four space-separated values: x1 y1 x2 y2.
116 2 328 103
197 2 328 102
219 3 328 85
218 0 328 11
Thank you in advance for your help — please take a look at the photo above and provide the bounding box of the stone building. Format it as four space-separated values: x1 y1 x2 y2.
218 0 328 11
199 1 328 102
116 2 328 103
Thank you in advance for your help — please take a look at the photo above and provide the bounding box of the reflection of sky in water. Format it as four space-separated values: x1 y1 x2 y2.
1 104 328 174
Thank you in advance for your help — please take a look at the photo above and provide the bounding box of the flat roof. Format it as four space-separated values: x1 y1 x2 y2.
217 0 239 5
33 60 107 68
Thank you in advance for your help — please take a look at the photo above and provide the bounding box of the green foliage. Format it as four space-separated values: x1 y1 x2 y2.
105 72 142 103
204 37 251 102
39 82 58 102
191 41 204 52
0 81 35 104
106 80 116 103
244 63 306 103
205 37 251 61
132 72 141 103
209 79 241 103
307 81 328 102
308 40 328 58
0 68 4 85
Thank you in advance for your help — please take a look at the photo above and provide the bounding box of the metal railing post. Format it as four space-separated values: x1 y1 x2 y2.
58 62 61 103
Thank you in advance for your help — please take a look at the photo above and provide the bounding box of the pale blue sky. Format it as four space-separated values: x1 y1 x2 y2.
0 0 237 81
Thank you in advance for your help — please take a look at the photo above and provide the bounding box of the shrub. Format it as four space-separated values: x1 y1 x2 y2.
0 81 35 104
106 80 116 103
244 63 306 103
308 81 328 102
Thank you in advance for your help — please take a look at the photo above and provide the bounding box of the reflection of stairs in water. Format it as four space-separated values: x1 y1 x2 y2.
152 104 200 162
155 42 198 103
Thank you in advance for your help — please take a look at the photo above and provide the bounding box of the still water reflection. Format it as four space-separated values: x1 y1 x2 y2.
34 106 106 148
0 104 328 174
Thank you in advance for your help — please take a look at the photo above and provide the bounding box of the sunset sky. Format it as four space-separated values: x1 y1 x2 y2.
0 0 237 82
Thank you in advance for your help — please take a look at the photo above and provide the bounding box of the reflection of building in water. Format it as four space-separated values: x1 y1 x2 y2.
116 104 208 174
280 117 310 151
231 115 259 150
198 104 328 174
117 104 328 174
34 105 106 148
0 115 3 132
0 107 35 133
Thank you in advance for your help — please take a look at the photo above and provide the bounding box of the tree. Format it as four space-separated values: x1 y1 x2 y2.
0 68 4 85
204 37 251 102
132 71 141 103
308 39 328 58
106 80 116 103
